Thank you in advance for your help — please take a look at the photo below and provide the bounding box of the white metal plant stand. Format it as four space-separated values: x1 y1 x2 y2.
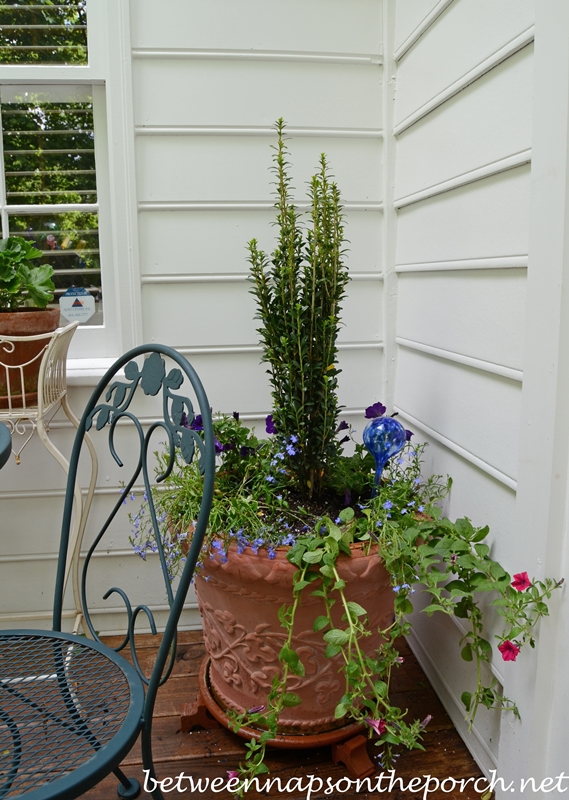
0 321 97 631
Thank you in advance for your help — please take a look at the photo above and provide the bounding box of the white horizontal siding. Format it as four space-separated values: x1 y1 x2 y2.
1 1 386 637
130 0 382 56
396 348 521 484
141 277 382 348
336 348 383 411
135 134 383 204
133 59 382 131
396 165 531 266
138 208 383 277
396 269 526 371
394 0 449 55
395 44 533 201
394 0 534 130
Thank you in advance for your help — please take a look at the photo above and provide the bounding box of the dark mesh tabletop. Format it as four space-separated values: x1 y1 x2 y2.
0 632 142 798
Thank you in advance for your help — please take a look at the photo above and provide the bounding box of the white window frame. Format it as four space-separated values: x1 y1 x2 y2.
0 0 141 371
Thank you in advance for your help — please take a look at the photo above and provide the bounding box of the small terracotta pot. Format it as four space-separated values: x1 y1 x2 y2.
0 307 61 409
195 542 394 734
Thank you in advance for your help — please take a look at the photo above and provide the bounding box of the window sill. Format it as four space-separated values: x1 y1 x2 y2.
66 358 119 387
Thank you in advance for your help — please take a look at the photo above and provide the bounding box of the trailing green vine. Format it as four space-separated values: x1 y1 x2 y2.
222 446 563 787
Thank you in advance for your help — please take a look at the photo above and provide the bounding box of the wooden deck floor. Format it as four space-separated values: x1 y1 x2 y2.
84 632 490 800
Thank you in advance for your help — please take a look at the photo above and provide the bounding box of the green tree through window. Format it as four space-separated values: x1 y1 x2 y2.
0 1 87 65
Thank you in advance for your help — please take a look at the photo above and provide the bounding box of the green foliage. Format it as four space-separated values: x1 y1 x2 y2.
0 91 100 298
2 99 96 206
126 120 563 786
0 1 88 65
248 119 349 499
128 413 316 576
0 236 54 309
128 421 562 788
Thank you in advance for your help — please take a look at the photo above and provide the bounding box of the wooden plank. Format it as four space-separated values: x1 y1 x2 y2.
81 632 486 800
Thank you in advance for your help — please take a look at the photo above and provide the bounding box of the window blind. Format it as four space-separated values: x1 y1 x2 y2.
0 1 87 65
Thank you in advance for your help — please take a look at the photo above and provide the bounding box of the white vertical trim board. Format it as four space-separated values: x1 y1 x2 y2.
502 0 569 786
380 1 398 410
394 27 535 136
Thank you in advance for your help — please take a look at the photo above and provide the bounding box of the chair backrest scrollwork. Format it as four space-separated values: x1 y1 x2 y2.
52 345 215 731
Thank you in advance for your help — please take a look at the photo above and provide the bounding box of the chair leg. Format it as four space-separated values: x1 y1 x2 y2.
114 767 141 799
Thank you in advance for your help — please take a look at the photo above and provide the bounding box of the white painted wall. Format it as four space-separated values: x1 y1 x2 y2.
0 1 384 636
390 0 569 795
3 1 569 792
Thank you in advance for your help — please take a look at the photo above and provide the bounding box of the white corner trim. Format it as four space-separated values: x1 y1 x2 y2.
396 255 528 273
393 26 535 136
396 337 523 382
393 406 518 491
394 150 531 209
393 0 456 62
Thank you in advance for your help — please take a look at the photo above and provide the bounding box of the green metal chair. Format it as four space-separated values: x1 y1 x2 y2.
0 345 215 799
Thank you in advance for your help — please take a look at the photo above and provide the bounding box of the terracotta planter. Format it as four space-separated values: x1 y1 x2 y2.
0 307 61 409
195 543 394 735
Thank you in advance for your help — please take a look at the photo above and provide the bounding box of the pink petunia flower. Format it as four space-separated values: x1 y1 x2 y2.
365 717 387 736
512 572 531 592
498 640 520 662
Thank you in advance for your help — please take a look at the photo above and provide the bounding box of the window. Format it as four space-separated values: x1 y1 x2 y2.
0 0 133 361
0 0 88 65
0 83 103 325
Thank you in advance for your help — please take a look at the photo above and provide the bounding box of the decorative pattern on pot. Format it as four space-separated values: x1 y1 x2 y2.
195 543 394 735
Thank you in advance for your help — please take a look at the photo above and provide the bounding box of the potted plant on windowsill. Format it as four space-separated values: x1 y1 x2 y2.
0 235 58 406
128 121 562 786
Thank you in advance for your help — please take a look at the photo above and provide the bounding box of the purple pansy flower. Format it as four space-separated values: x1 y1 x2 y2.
365 402 387 419
190 414 203 431
265 414 276 434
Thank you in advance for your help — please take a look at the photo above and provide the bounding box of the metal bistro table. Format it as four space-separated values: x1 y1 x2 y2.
0 421 11 470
